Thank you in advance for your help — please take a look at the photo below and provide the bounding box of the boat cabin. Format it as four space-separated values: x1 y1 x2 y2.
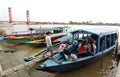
68 27 118 55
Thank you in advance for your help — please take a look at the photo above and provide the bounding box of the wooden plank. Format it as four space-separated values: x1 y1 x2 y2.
0 51 18 77
15 49 38 77
6 52 30 77
0 64 3 72
115 46 120 77
0 51 51 77
0 44 59 77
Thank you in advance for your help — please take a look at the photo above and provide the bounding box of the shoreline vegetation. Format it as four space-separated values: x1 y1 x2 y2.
1 21 120 26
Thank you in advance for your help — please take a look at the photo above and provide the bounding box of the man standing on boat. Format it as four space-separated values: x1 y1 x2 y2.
43 32 53 57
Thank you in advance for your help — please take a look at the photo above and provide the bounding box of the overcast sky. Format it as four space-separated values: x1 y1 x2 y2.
0 0 120 23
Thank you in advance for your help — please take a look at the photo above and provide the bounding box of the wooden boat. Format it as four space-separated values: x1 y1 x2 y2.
35 26 72 34
4 36 31 43
24 33 67 46
24 26 72 46
4 26 72 44
36 27 119 72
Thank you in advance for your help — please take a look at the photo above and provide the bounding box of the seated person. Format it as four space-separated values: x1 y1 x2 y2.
78 42 87 57
69 54 78 61
88 41 97 56
58 42 70 60
64 45 71 57
83 37 88 44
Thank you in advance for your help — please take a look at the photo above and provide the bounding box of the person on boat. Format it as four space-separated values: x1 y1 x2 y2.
88 41 97 56
64 42 71 57
42 32 53 58
69 54 78 61
78 42 87 57
83 37 88 44
58 42 67 60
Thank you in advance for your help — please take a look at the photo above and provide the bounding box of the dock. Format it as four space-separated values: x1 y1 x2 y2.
115 46 120 77
0 52 51 77
115 62 120 77
0 64 3 72
0 42 55 77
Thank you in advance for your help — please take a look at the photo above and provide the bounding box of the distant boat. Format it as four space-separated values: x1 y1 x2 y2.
4 36 32 45
4 26 72 44
24 33 67 46
36 27 119 72
0 36 4 41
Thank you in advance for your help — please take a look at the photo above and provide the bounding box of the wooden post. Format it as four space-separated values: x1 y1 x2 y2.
0 64 3 72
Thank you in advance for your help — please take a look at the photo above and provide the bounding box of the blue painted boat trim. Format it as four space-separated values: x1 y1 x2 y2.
0 36 4 41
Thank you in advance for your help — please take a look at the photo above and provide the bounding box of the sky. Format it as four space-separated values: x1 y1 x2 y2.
0 0 120 23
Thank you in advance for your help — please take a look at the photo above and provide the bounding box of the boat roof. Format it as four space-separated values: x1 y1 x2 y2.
57 34 72 42
34 27 64 31
71 27 118 37
33 26 71 31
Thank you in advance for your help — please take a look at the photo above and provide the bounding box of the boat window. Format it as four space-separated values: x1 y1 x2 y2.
111 34 114 46
74 33 79 40
100 36 104 51
106 35 110 48
65 29 68 33
91 34 98 40
69 38 72 45
115 33 118 42
53 30 63 33
79 34 82 38
83 34 87 37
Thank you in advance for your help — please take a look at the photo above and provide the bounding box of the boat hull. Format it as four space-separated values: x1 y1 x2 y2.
4 39 31 43
37 45 116 72
25 41 59 47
